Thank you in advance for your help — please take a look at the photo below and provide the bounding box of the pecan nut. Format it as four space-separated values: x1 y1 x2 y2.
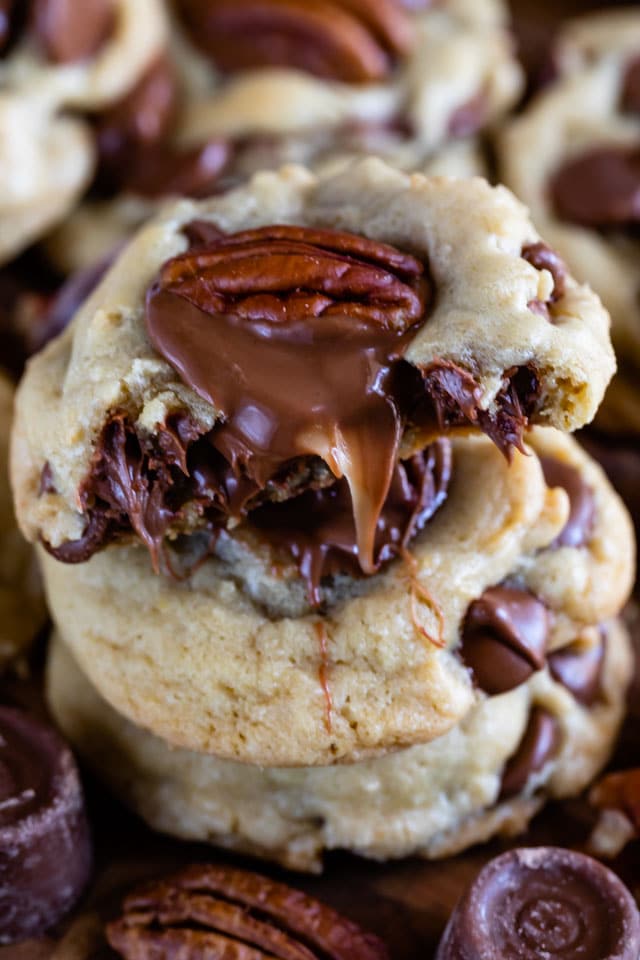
175 0 416 82
107 863 390 960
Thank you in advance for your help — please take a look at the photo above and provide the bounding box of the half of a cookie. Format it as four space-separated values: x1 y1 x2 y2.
36 429 634 765
13 160 615 578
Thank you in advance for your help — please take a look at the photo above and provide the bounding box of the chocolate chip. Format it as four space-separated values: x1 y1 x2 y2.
522 241 567 305
447 90 487 139
0 706 92 944
550 146 640 229
549 630 605 706
436 847 640 960
541 455 595 548
622 54 640 115
499 707 560 799
461 586 549 695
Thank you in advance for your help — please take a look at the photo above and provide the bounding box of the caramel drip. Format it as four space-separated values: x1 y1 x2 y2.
314 621 334 734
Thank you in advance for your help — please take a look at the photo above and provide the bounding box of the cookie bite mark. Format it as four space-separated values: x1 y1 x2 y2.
146 224 431 576
460 585 549 695
175 0 416 83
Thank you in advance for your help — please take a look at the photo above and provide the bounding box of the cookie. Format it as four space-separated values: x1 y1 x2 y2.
46 613 632 872
46 0 522 274
0 0 168 264
0 373 45 671
499 10 640 437
12 160 614 566
36 429 634 766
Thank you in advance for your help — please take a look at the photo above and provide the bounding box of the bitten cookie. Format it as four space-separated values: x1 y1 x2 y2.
0 0 167 263
13 160 615 565
47 0 522 273
499 9 640 436
0 373 45 670
36 430 635 765
47 615 632 872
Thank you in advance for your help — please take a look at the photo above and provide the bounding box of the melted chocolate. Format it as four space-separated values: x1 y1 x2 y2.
252 440 451 605
146 224 431 574
540 455 595 548
460 586 549 695
550 146 640 229
436 847 640 960
0 706 92 944
48 224 543 570
500 707 560 799
549 630 605 706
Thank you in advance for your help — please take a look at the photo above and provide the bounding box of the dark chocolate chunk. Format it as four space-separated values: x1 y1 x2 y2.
548 631 605 706
461 586 549 695
622 54 640 115
541 455 595 548
500 707 560 799
0 706 92 944
522 241 567 312
550 146 640 229
436 846 640 960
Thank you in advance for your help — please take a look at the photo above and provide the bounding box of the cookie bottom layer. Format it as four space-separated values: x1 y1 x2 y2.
47 621 632 873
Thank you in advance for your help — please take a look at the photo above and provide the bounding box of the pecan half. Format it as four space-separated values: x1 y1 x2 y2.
175 0 416 82
106 864 390 960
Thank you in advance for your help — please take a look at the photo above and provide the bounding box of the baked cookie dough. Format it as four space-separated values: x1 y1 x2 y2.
0 0 167 263
46 0 522 274
0 373 45 671
13 160 615 566
499 9 640 436
47 615 632 872
36 429 634 766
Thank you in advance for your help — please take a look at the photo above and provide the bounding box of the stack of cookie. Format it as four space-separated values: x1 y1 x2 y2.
11 156 635 870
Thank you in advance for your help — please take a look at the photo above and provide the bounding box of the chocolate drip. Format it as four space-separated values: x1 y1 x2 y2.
252 440 451 605
549 630 605 706
460 586 549 695
500 707 560 799
0 706 92 944
550 146 640 229
436 847 640 960
541 455 595 548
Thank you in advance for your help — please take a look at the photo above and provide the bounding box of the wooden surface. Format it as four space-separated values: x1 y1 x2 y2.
2 2 639 957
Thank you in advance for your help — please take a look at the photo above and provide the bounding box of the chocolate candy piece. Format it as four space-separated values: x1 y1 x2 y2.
0 706 92 943
436 847 640 960
460 587 549 695
549 631 605 706
541 456 595 548
500 707 560 799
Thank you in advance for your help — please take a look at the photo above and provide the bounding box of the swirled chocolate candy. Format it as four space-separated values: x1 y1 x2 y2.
436 847 640 960
0 706 92 943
